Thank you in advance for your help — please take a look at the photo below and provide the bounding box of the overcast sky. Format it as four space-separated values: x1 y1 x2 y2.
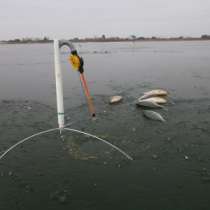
1 0 210 40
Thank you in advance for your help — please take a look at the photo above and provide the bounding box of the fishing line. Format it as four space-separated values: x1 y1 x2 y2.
64 128 133 160
0 128 59 161
0 127 133 161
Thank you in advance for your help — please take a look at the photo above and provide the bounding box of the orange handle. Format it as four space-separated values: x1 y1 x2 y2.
80 73 96 117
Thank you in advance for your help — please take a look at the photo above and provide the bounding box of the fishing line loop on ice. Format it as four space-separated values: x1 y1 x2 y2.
0 126 133 161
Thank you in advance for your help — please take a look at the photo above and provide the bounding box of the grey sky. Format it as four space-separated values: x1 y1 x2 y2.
1 0 210 40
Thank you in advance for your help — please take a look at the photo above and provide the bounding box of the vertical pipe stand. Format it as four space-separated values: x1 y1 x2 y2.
54 39 65 131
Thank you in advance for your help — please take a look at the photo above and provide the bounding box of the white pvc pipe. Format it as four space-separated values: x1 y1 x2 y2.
54 39 65 130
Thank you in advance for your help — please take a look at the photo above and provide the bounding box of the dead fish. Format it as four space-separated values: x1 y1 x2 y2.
109 96 123 104
139 97 167 104
142 110 166 122
139 89 168 100
136 99 165 109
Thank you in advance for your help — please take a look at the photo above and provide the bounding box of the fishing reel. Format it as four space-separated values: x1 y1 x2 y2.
59 40 84 74
69 51 84 74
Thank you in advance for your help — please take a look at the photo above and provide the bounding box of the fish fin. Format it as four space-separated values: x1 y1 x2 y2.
167 96 175 105
139 95 148 100
162 106 168 111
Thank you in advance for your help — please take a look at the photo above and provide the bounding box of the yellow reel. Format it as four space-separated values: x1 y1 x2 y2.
69 54 81 71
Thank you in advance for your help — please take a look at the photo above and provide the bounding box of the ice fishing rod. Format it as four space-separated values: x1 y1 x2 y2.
68 48 96 118
54 40 96 132
59 40 96 118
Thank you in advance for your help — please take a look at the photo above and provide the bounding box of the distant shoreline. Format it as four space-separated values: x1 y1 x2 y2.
1 37 210 44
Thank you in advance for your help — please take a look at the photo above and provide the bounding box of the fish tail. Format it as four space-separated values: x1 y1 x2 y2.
162 106 168 111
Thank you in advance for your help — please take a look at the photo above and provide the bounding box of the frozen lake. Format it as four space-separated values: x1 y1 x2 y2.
0 41 210 210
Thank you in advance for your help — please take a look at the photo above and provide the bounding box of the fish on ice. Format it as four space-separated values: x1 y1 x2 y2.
139 89 168 100
142 110 166 122
136 99 165 109
138 97 167 104
109 96 123 104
